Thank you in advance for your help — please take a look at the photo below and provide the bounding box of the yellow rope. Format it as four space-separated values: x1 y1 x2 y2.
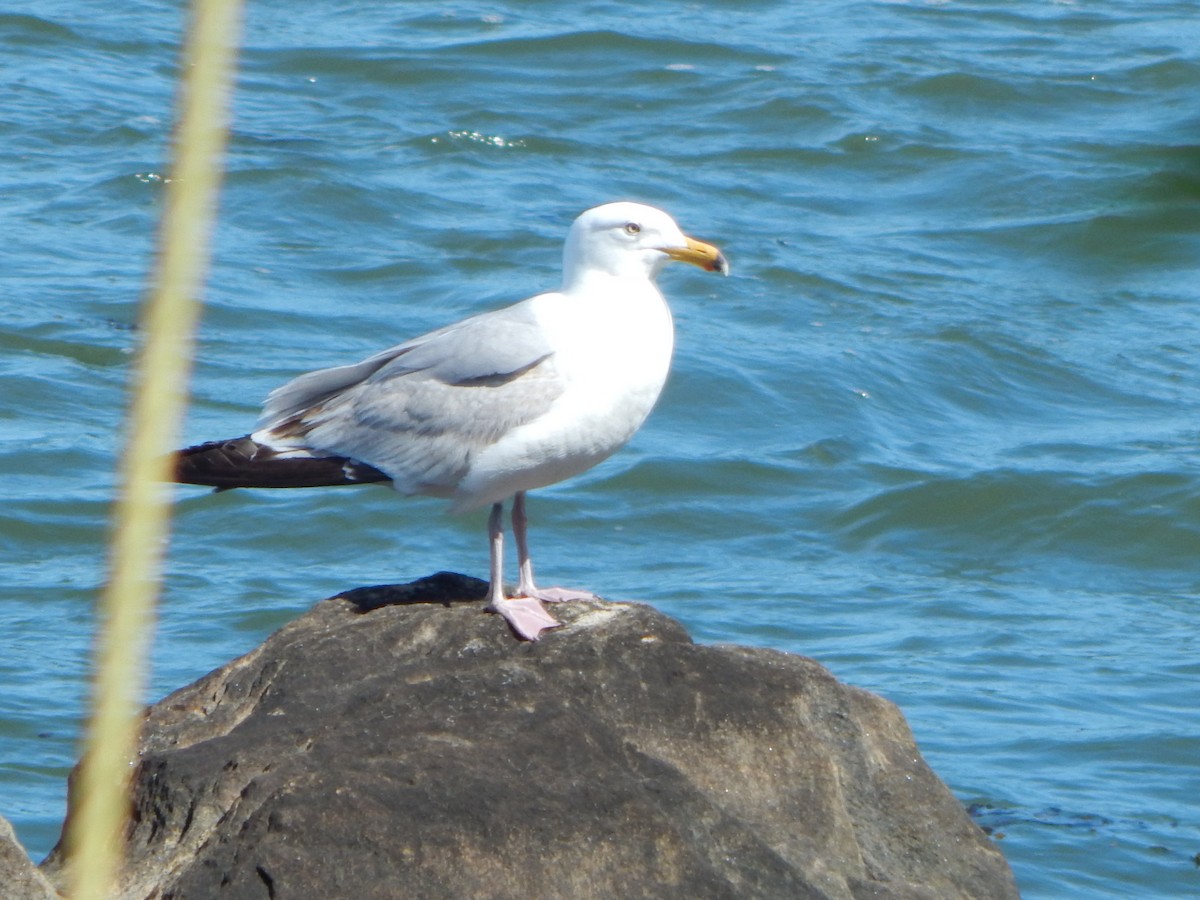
66 1 242 896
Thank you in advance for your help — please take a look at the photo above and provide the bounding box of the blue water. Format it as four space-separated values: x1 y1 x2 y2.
3 1 1200 895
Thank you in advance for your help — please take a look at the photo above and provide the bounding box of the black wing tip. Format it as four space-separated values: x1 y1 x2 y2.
174 435 391 490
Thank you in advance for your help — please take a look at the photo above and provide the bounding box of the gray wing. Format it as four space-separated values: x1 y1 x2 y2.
259 299 555 426
256 298 565 495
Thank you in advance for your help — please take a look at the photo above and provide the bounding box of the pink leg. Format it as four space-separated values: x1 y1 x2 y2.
483 500 561 641
512 492 599 603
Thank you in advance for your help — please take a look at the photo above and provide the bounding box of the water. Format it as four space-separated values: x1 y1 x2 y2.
3 1 1199 895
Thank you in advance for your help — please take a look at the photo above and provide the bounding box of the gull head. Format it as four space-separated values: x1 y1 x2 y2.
561 201 729 291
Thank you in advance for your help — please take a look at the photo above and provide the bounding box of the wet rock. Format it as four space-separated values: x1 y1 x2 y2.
42 573 1018 899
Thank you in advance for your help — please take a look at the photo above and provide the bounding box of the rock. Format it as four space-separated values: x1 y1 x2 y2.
42 574 1017 899
0 815 59 899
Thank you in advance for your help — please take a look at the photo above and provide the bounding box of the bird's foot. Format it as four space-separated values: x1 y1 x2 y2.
519 585 601 604
488 596 563 642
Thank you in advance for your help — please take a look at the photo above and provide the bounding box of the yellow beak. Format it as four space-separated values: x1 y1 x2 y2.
663 236 730 276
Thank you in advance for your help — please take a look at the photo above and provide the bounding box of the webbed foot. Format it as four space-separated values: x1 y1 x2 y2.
488 596 563 641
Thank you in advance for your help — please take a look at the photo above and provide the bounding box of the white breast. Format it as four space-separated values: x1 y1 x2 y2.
451 282 674 511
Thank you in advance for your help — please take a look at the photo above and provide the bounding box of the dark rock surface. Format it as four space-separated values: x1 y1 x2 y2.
1 815 59 899
42 574 1018 899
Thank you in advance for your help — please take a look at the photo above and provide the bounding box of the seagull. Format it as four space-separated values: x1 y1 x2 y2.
175 201 728 640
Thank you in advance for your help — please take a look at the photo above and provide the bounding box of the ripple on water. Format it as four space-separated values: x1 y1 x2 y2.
4 3 1200 895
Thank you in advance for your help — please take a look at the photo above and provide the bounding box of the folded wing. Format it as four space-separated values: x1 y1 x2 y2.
250 299 567 497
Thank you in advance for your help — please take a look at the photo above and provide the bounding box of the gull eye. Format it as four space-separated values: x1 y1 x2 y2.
624 221 641 236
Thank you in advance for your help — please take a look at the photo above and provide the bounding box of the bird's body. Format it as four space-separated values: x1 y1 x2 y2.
176 202 728 639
